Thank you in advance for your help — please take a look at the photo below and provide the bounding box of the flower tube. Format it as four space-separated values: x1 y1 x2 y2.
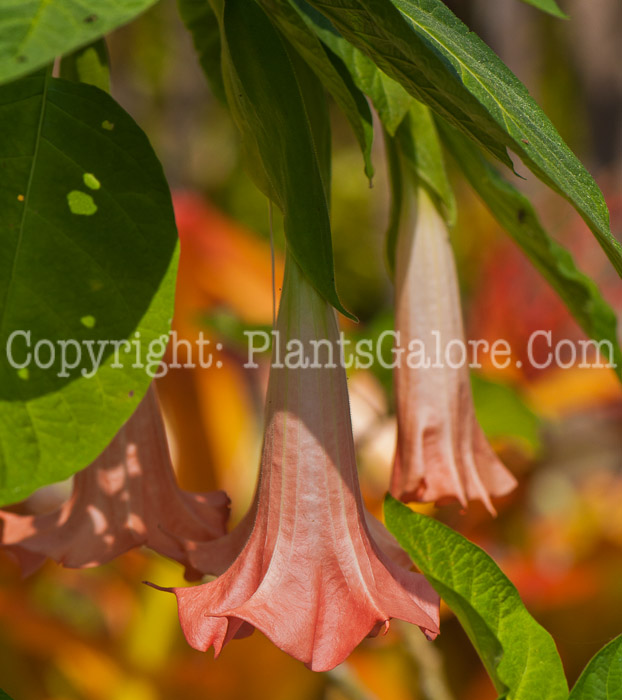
152 255 439 671
0 385 229 579
391 186 517 514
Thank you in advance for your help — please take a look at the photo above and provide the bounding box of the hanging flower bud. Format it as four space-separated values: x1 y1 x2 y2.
0 385 229 579
149 256 439 672
391 186 517 514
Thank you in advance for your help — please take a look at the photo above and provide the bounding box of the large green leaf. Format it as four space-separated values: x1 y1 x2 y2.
519 0 568 19
215 0 352 317
384 497 569 700
0 73 178 505
439 119 622 381
0 0 157 86
569 635 622 700
258 0 374 180
304 0 622 280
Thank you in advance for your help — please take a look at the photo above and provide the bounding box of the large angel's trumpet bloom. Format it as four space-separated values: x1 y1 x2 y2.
150 256 439 672
391 186 517 514
0 385 229 579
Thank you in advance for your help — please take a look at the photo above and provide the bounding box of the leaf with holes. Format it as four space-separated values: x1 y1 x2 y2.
384 497 569 700
0 0 157 86
0 72 178 505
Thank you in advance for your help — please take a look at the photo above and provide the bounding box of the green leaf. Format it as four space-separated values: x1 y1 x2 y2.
519 0 568 19
305 0 622 281
471 374 541 455
293 0 412 135
0 690 14 700
0 73 178 506
216 0 353 318
258 0 374 180
0 0 157 86
569 635 622 700
59 40 111 93
384 497 569 700
395 100 455 225
439 119 622 382
178 0 226 102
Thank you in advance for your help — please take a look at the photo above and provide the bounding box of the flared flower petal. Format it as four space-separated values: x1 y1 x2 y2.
391 187 517 514
0 385 229 578
151 257 439 672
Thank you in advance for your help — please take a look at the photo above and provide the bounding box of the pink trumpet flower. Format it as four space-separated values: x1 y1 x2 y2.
390 186 517 515
0 385 230 579
149 256 440 672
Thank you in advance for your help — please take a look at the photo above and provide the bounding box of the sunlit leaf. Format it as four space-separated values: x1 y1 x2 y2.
0 0 157 86
569 634 622 700
384 497 569 700
304 0 622 281
0 73 178 505
440 119 622 382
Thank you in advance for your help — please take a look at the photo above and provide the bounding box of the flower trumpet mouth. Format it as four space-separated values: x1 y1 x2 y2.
0 384 230 577
391 185 517 515
152 255 440 672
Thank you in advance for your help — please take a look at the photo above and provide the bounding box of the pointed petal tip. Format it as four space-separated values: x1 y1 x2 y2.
423 627 439 641
143 580 175 594
392 483 515 518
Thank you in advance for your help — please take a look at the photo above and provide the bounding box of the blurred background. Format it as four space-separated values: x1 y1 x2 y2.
1 0 621 697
